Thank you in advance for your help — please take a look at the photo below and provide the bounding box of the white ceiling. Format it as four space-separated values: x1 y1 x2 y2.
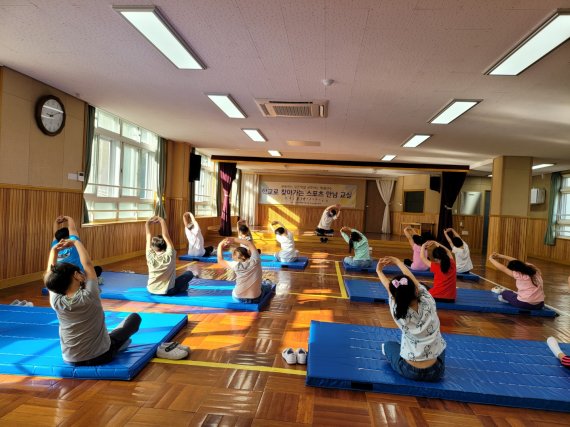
1 0 570 176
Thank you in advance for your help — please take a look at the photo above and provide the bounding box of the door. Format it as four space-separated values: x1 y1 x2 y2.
482 190 491 253
364 180 386 234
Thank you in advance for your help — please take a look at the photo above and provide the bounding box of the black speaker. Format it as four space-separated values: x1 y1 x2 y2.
430 176 441 192
189 153 202 181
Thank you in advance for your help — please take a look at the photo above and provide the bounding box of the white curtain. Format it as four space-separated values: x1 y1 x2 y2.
376 179 395 234
240 172 259 225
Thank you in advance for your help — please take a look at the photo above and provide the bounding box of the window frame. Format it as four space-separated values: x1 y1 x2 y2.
555 173 570 239
193 153 218 218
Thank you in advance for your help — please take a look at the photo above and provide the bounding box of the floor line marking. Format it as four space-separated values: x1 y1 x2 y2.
289 292 345 299
150 358 307 376
335 261 348 299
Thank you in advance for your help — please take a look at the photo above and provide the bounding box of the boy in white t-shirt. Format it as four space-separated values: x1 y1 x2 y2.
183 212 214 257
444 228 473 274
269 221 299 262
315 204 341 242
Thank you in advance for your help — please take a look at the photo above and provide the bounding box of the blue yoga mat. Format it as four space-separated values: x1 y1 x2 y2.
0 304 186 380
179 253 309 270
344 261 480 281
43 272 275 312
307 321 570 412
344 279 557 317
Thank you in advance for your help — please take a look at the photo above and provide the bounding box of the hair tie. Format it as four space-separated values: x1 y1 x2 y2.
391 277 408 288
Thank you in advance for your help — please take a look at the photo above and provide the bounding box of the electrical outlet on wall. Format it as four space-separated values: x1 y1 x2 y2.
67 173 78 181
461 230 469 235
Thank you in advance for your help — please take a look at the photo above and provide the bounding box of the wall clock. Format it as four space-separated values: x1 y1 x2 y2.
35 95 66 136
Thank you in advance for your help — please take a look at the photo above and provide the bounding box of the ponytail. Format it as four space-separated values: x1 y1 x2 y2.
432 247 451 273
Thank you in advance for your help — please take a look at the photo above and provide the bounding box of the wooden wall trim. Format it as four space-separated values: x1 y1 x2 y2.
0 183 83 193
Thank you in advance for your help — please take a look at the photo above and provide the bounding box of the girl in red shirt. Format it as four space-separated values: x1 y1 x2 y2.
420 241 457 302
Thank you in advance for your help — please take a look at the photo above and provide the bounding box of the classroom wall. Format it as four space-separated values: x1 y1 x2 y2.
257 174 366 230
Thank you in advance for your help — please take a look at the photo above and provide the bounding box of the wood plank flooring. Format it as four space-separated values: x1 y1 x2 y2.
0 232 569 426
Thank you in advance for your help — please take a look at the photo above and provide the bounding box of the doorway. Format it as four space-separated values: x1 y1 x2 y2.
364 180 387 234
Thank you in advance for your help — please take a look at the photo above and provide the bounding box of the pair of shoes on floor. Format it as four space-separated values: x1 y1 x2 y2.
282 348 307 365
319 237 329 243
156 342 190 360
491 286 503 294
9 299 33 307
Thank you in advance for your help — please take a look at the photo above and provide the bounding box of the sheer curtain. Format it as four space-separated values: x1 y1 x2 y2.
376 179 395 234
240 173 259 226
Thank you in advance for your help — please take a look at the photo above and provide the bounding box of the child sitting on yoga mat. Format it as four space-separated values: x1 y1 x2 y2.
443 228 473 274
183 211 214 257
216 237 274 304
269 221 299 262
402 226 429 271
340 226 372 268
44 238 141 366
420 241 457 302
146 216 194 296
315 204 341 242
488 252 545 310
376 256 446 382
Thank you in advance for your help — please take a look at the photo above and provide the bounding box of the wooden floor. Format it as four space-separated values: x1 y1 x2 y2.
1 233 569 426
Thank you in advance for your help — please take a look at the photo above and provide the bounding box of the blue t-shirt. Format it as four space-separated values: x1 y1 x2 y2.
50 235 84 271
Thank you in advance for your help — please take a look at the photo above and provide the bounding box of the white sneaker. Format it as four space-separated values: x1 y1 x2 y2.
295 348 307 365
22 301 34 307
177 343 191 354
9 300 21 306
98 276 105 286
491 286 503 294
156 342 189 360
547 337 563 358
498 295 508 303
282 348 297 365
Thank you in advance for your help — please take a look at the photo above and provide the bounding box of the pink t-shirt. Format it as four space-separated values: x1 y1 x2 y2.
411 244 429 271
513 271 544 304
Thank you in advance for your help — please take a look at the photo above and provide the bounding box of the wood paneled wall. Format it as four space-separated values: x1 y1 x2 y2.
487 215 528 262
390 212 439 236
258 204 364 231
526 218 570 265
451 215 484 253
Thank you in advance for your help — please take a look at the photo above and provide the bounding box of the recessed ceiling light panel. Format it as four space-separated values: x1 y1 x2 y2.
532 163 554 170
402 134 431 148
114 6 205 70
430 100 481 124
206 94 247 118
487 11 570 76
242 128 266 142
268 150 282 157
381 154 396 161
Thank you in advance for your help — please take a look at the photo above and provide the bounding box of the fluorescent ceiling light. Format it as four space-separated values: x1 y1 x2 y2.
242 128 266 142
268 150 282 157
381 154 396 161
487 11 570 76
532 163 554 170
114 6 205 70
430 100 481 124
206 94 246 118
402 134 431 148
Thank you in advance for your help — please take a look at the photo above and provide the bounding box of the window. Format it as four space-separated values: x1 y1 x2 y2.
556 174 570 238
84 109 158 222
194 153 217 217
404 191 425 213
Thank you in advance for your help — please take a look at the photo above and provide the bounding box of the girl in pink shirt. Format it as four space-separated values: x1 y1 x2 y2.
403 226 429 271
488 252 545 310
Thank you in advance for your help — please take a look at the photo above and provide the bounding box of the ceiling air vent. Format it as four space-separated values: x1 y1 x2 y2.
255 99 328 118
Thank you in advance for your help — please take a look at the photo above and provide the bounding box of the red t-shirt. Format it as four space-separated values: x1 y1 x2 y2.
429 259 457 300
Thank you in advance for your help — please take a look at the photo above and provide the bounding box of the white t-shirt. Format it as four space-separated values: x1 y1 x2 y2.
388 286 446 362
276 230 297 261
317 210 337 230
185 225 205 256
452 243 473 273
227 250 262 299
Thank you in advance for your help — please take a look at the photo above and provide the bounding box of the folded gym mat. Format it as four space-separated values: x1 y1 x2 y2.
343 261 479 281
381 264 480 281
43 272 275 312
179 253 309 269
306 321 570 412
0 304 186 380
344 279 557 317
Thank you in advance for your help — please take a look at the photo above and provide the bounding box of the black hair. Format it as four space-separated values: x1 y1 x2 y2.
55 227 70 241
432 247 451 273
348 231 362 254
411 234 424 246
233 246 251 261
275 227 286 235
44 262 81 295
328 209 337 217
239 225 250 234
421 231 436 242
151 235 167 252
451 237 464 248
94 266 103 277
507 260 539 286
388 274 417 320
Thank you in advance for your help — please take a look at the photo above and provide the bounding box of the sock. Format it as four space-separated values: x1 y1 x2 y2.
547 337 563 358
